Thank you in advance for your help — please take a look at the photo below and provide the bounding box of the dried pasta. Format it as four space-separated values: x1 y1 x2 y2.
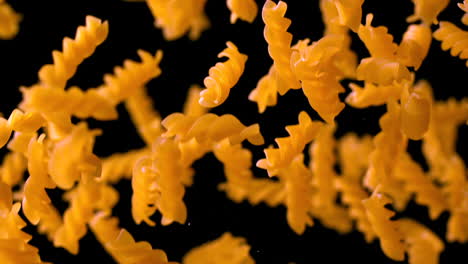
407 0 449 25
397 24 432 70
0 0 21 39
459 0 468 25
433 21 468 67
226 0 258 24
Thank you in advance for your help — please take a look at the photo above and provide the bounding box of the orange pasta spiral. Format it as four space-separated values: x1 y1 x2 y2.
433 21 468 67
362 187 405 261
356 57 412 86
0 109 45 148
358 14 398 60
227 0 258 24
400 82 432 140
0 152 27 187
346 81 405 109
101 148 150 184
199 41 248 107
220 178 286 207
182 232 254 264
459 0 468 25
182 85 209 117
337 133 373 182
331 0 364 32
397 24 432 70
0 0 21 39
262 0 301 94
407 0 449 25
38 16 109 89
248 65 279 113
257 111 323 177
162 113 264 146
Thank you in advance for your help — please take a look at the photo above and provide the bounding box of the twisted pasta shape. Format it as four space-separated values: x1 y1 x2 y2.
146 0 209 41
219 178 286 207
281 154 314 235
131 156 159 226
358 14 398 60
101 148 149 184
182 232 254 264
257 111 323 177
178 138 211 186
337 133 373 182
213 139 254 203
248 66 279 113
6 132 35 155
407 0 449 25
199 41 248 107
320 0 347 35
0 238 44 264
346 78 409 109
362 187 405 261
400 83 432 140
335 178 376 243
162 113 264 146
20 85 117 121
393 153 446 220
332 0 364 32
262 0 301 94
22 134 62 241
356 57 412 86
227 0 258 23
397 24 432 70
0 109 45 148
459 0 468 25
0 1 21 39
98 50 163 104
38 16 109 89
125 87 162 145
398 218 444 264
433 21 468 67
183 85 208 117
90 213 173 264
0 152 26 187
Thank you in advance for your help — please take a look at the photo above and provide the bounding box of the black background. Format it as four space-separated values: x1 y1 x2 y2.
0 0 467 263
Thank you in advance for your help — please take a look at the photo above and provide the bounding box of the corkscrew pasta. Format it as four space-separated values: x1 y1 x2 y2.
226 0 258 24
433 21 468 67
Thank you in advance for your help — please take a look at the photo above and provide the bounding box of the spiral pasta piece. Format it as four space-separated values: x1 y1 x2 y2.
213 139 254 203
131 157 158 226
199 41 247 107
459 0 468 25
227 0 258 23
398 218 444 264
162 113 264 146
397 24 432 70
6 132 35 155
183 85 208 117
125 87 163 145
332 0 364 32
0 1 21 39
182 232 255 264
262 0 301 94
0 109 45 149
248 65 279 113
362 187 405 261
219 178 286 207
38 16 109 89
90 213 173 264
0 152 26 187
346 79 408 109
98 50 163 104
178 138 211 186
356 57 412 86
320 0 347 35
407 0 449 25
0 238 44 264
20 85 117 121
337 133 373 182
433 21 468 67
358 14 398 60
394 153 446 220
101 148 150 184
257 111 323 177
400 84 432 140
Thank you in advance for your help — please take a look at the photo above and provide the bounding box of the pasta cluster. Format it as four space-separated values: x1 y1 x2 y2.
0 0 467 264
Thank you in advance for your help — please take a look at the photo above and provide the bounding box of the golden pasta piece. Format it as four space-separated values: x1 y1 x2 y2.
400 84 432 140
356 57 412 86
90 213 174 264
459 0 468 25
358 14 398 60
248 65 279 113
0 152 26 187
320 0 348 35
433 21 468 67
407 0 449 25
262 0 301 94
38 16 109 89
131 156 159 226
337 133 373 182
257 111 323 177
5 109 45 134
332 0 364 32
183 85 209 117
6 132 35 155
183 232 255 264
162 113 264 146
227 0 258 23
199 41 247 107
0 118 11 148
177 138 211 186
397 24 432 70
346 78 407 109
393 153 446 220
101 148 150 184
362 187 405 261
98 50 163 104
219 178 286 207
398 218 444 264
0 1 21 39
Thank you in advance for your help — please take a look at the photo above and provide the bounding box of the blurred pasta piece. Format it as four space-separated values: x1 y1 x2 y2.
433 21 468 67
0 0 21 39
407 0 449 25
227 0 258 23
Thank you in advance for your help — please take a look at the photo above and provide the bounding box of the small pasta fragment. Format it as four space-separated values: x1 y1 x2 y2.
332 0 364 32
407 0 449 25
199 41 247 107
459 0 468 25
358 14 398 60
101 148 150 184
183 85 209 117
397 24 432 70
398 218 444 264
0 152 27 187
362 187 405 261
257 111 323 177
38 16 109 89
0 1 21 39
337 133 373 182
183 232 255 264
219 177 286 207
248 65 279 113
356 57 412 86
400 83 432 140
346 81 405 109
262 0 301 94
227 0 258 23
433 21 468 67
